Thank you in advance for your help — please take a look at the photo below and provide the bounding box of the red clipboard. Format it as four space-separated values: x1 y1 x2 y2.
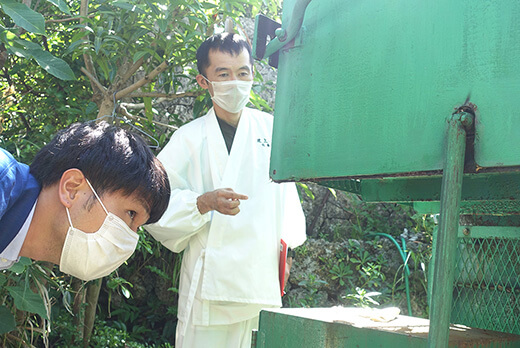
279 239 288 297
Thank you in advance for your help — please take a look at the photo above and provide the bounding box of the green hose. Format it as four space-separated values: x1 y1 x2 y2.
368 232 412 316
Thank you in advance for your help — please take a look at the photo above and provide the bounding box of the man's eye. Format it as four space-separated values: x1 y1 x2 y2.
128 211 136 219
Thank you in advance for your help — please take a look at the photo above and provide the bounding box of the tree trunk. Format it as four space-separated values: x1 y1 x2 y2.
83 279 102 347
97 93 116 120
72 278 85 346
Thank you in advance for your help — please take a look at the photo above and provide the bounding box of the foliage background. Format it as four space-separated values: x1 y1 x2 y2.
0 0 432 347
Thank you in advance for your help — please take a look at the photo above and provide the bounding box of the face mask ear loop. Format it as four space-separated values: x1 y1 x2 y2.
202 75 214 88
201 75 216 99
85 179 109 216
65 207 74 228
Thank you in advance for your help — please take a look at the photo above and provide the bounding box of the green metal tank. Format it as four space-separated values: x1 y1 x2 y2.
262 0 520 182
253 0 520 347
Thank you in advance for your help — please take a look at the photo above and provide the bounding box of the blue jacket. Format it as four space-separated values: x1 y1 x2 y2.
0 148 40 253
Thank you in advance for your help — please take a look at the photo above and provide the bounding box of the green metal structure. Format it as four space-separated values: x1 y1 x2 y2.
259 0 520 181
252 308 520 348
253 0 520 347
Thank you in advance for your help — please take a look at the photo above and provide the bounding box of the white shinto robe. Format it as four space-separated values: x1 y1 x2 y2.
146 107 306 329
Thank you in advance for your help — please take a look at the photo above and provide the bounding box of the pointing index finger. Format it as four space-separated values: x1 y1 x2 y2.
230 192 248 201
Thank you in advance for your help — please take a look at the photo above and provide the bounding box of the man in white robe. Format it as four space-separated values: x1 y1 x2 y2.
146 33 306 348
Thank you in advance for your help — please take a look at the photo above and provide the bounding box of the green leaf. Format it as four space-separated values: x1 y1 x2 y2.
104 35 127 44
7 44 33 59
30 48 75 80
8 257 33 273
187 14 206 27
94 36 102 54
13 37 43 50
157 18 168 32
132 50 149 63
144 97 153 121
200 2 218 9
86 101 98 115
192 98 204 119
7 38 74 80
129 27 151 42
1 28 16 42
0 305 16 334
121 286 131 299
6 285 48 319
143 0 161 16
97 59 110 80
297 183 315 200
63 39 89 56
1 0 46 35
44 0 71 15
112 1 146 14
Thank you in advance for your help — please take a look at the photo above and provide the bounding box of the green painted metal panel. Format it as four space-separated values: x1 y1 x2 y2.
322 171 520 203
254 308 520 348
413 200 520 215
270 0 520 182
457 226 520 238
321 172 520 216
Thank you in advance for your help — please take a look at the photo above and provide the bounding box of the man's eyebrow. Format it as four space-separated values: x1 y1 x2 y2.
213 66 251 73
215 67 231 73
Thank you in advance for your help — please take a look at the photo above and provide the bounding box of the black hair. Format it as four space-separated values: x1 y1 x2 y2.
30 121 170 224
196 33 254 76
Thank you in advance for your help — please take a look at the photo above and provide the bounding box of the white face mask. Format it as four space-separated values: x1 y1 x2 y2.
59 179 139 281
204 76 253 113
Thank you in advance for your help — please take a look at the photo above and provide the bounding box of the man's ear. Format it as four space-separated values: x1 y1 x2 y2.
196 74 210 90
58 169 87 208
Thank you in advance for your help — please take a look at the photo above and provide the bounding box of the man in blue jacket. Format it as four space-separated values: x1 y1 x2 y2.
0 121 170 281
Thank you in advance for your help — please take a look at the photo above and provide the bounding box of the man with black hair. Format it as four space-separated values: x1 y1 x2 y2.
146 33 306 347
0 121 170 281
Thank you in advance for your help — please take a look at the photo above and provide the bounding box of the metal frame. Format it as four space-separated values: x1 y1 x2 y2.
428 112 474 347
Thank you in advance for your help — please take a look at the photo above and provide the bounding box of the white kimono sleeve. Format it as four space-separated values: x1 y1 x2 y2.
144 131 211 253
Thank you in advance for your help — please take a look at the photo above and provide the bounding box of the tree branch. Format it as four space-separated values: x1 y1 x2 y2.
120 57 145 85
81 67 106 93
121 101 158 110
115 61 168 100
121 96 192 110
46 15 95 24
118 105 178 130
112 58 132 89
83 279 102 347
126 90 205 99
19 112 31 133
79 0 89 26
80 0 98 94
308 189 331 238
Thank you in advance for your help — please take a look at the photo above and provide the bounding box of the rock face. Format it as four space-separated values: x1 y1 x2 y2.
285 226 430 318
